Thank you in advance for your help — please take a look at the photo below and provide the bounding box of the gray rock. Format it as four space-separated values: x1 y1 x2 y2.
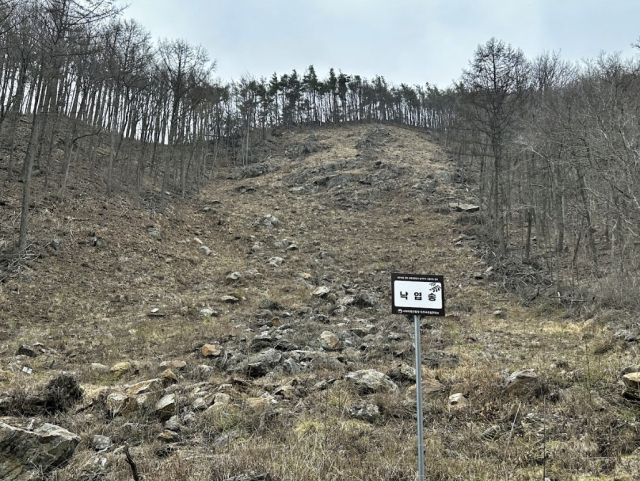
226 271 243 283
505 369 540 395
349 402 380 422
263 214 280 228
0 422 81 480
155 394 177 421
91 435 112 451
319 331 342 351
268 257 284 268
164 415 182 432
345 369 398 394
312 286 331 298
198 245 212 256
247 348 282 378
146 226 162 240
449 202 480 213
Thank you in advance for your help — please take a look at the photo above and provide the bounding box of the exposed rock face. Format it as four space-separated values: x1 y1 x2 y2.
0 422 81 480
505 369 540 395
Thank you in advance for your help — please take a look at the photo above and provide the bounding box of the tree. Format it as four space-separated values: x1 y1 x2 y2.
458 38 530 254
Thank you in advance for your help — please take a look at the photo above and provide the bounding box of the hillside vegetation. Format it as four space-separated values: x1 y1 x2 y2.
1 123 640 480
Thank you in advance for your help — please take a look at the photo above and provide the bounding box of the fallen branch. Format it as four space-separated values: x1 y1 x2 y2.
124 444 142 481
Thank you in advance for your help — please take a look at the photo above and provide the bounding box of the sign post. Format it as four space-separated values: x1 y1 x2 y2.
392 273 445 481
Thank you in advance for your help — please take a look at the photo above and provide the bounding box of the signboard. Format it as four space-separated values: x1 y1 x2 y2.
392 273 444 316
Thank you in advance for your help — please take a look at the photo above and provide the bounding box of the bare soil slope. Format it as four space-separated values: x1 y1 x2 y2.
0 123 638 480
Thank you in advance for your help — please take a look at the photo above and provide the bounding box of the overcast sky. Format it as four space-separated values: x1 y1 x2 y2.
120 0 640 88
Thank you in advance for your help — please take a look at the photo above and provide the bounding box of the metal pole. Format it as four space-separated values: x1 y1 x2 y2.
414 314 425 481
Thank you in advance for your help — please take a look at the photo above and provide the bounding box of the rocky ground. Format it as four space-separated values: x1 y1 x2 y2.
1 123 640 480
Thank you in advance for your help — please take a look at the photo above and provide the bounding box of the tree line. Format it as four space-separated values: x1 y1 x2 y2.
452 38 640 306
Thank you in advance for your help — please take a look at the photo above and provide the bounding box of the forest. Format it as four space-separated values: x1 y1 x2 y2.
2 0 640 307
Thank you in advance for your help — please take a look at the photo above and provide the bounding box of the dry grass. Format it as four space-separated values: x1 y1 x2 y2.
1 122 639 480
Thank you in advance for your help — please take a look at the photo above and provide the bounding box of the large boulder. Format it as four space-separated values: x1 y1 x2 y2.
0 422 81 480
345 369 398 394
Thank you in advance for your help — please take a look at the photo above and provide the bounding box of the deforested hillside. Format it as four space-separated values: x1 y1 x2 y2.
2 122 640 480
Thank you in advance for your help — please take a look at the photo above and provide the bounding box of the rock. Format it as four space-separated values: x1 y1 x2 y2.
449 202 480 213
312 286 331 298
0 422 81 480
110 361 133 376
106 392 136 417
164 415 182 432
448 392 467 408
201 344 222 357
51 237 62 250
319 331 342 351
155 394 177 421
493 309 505 318
16 344 37 357
44 374 84 413
505 369 540 395
162 369 178 385
348 403 380 422
147 226 162 240
158 429 180 442
159 360 187 371
268 256 284 268
198 245 212 256
247 348 282 378
91 435 112 451
125 378 163 396
354 292 376 307
345 369 398 394
199 308 219 317
226 271 243 283
622 372 640 399
259 298 283 310
263 214 279 228
388 363 416 383
220 295 240 303
90 363 109 372
337 295 356 306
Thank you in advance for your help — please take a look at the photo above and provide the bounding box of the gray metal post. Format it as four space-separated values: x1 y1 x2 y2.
414 314 425 481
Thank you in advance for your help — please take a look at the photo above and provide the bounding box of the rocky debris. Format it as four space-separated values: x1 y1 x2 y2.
90 362 109 372
312 286 331 298
345 369 398 394
0 422 81 480
51 237 62 250
198 245 212 256
146 225 162 240
348 402 380 422
158 429 180 442
319 331 342 351
259 298 283 311
449 202 480 213
106 392 136 417
505 369 540 395
263 214 280 228
159 360 187 371
448 393 468 408
246 348 282 378
268 256 284 268
220 295 240 303
226 271 243 283
423 351 459 369
199 308 219 317
388 363 416 383
622 372 640 400
164 415 182 432
16 344 38 357
110 361 133 376
155 394 177 421
201 344 222 357
233 162 278 179
91 435 112 451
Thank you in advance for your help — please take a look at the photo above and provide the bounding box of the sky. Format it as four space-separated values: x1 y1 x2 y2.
119 0 640 89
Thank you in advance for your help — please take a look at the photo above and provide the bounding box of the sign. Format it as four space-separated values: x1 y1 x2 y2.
392 273 444 316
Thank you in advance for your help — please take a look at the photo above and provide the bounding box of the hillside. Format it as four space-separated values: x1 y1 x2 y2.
1 123 639 480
